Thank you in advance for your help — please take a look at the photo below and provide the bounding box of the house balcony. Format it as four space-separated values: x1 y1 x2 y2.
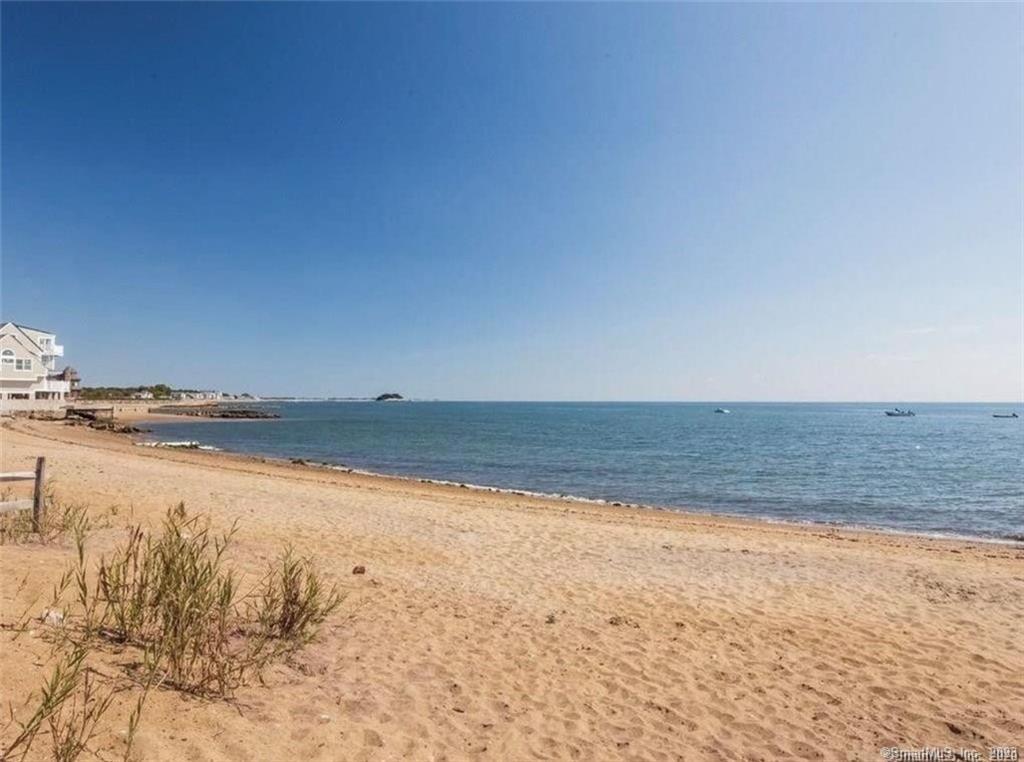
46 344 65 357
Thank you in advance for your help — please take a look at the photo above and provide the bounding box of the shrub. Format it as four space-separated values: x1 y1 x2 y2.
91 505 340 696
253 547 342 643
95 506 252 695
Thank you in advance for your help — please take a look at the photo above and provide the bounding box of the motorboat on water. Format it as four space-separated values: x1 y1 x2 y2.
884 408 915 417
714 408 730 414
993 412 1019 419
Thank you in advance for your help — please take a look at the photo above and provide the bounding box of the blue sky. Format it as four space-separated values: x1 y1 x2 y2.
2 3 1021 401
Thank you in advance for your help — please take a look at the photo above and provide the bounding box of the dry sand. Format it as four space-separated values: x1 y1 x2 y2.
1 418 1021 761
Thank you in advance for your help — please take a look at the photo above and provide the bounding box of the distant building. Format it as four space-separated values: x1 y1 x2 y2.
171 390 220 401
52 366 81 399
0 322 73 409
131 389 155 400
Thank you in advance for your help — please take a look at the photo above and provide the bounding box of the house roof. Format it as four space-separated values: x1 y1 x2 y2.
0 330 43 357
1 321 55 334
0 322 54 355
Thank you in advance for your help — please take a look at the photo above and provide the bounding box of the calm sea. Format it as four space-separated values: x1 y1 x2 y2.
147 402 1023 541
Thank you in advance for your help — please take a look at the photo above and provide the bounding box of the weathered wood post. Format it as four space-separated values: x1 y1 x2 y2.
31 457 47 533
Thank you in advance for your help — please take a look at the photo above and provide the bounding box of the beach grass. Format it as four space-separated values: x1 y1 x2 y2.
2 498 341 760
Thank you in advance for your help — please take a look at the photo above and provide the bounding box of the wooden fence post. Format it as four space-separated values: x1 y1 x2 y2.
32 457 46 533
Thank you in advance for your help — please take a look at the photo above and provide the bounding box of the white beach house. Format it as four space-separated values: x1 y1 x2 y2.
0 322 77 410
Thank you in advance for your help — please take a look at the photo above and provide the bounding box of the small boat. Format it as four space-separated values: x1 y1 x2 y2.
884 408 915 417
714 408 730 414
993 412 1019 419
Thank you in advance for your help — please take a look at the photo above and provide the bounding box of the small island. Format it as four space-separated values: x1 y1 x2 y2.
374 392 404 402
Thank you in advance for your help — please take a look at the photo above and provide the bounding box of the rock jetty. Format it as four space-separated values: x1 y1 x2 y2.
148 405 280 419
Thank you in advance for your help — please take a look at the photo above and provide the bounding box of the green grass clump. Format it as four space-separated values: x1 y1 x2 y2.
92 504 340 696
253 547 343 643
97 505 248 695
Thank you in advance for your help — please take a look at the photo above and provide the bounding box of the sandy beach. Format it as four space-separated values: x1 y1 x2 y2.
1 417 1021 761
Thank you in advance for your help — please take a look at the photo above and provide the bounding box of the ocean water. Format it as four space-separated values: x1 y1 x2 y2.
146 402 1024 541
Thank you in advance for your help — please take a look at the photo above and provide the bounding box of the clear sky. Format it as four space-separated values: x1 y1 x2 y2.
2 2 1021 401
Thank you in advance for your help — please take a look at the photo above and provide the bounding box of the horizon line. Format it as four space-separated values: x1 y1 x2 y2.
251 398 1023 405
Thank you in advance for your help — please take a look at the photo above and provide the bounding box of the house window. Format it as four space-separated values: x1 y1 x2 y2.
15 359 32 371
1 349 13 366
